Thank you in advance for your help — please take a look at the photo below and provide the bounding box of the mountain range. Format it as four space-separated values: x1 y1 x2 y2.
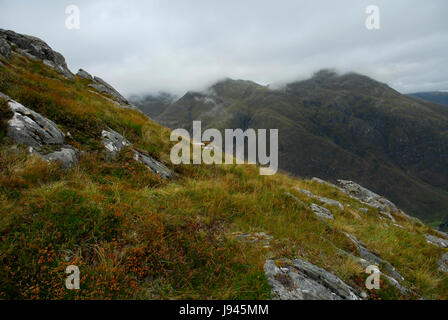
131 71 448 230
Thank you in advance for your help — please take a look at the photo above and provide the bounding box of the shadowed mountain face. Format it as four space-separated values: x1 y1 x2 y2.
408 91 448 107
138 71 448 227
129 92 177 119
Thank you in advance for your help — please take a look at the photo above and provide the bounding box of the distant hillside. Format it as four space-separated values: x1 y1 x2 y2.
408 91 448 107
151 70 448 229
129 92 177 119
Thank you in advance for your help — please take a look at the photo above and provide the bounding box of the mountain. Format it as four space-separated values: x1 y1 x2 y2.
408 91 448 107
145 70 448 229
1 29 448 300
129 92 177 119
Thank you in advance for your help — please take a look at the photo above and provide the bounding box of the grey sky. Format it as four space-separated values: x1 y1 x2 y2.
0 0 447 96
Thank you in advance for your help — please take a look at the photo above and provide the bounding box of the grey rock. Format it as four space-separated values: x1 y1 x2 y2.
310 203 334 220
337 180 398 214
89 76 129 106
7 99 65 147
0 37 11 58
296 187 344 210
134 150 174 180
42 148 78 169
0 29 73 79
424 234 448 248
76 68 93 80
264 259 361 300
102 129 131 156
101 129 174 179
3 95 78 168
438 254 448 273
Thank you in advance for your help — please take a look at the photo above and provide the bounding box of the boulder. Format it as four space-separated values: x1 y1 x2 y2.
7 99 65 147
3 94 78 168
310 203 334 220
42 148 78 169
0 29 73 79
264 259 361 300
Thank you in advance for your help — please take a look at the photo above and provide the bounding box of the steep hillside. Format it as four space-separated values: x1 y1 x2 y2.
408 91 448 107
152 71 448 229
1 30 447 300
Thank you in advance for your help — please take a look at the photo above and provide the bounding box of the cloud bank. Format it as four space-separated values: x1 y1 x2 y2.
1 0 447 96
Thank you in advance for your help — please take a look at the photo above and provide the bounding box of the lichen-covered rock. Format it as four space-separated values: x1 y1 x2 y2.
296 187 344 210
0 29 73 79
3 94 78 168
101 129 174 179
7 99 65 147
424 234 448 248
264 259 361 300
310 203 334 220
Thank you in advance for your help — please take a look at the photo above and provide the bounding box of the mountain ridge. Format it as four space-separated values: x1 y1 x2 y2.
136 71 448 229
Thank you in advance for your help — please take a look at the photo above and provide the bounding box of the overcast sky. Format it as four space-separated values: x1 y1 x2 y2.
1 0 447 96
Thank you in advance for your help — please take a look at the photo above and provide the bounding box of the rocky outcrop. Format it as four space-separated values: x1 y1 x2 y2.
101 129 174 179
3 93 78 168
264 259 361 300
0 29 73 80
76 69 93 80
296 187 344 210
310 203 334 220
7 99 65 147
424 234 448 248
102 129 131 156
89 77 130 106
337 180 398 214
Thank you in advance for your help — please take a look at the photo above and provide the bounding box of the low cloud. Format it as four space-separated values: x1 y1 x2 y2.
1 0 447 95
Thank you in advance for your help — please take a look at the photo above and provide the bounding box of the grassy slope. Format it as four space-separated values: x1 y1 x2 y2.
0 54 447 300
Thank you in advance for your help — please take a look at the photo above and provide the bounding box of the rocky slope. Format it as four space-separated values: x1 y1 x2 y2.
140 72 448 230
0 30 447 300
